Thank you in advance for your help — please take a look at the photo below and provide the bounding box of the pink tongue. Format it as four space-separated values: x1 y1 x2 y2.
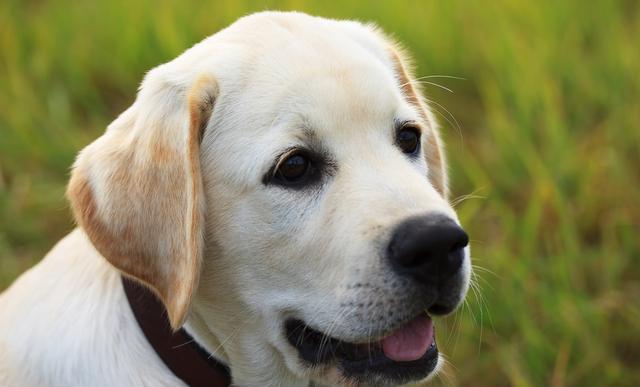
380 314 434 362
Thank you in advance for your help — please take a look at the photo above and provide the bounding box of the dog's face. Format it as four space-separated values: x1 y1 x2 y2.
67 12 470 386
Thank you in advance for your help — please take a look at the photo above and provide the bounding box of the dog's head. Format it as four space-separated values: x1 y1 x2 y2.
67 12 471 386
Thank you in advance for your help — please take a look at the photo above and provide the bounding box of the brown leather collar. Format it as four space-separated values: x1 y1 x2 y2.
122 276 231 387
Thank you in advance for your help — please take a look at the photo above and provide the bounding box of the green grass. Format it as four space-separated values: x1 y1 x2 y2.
1 0 638 385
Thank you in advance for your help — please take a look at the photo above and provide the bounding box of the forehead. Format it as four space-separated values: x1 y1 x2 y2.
205 13 421 180
284 63 404 135
231 16 416 132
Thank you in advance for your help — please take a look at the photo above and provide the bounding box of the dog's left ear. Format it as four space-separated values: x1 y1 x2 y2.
387 45 449 199
67 69 217 330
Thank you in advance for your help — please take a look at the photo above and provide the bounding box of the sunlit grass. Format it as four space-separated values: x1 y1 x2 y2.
1 0 638 385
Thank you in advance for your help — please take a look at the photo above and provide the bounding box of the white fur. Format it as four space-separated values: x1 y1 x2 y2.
0 11 470 387
0 230 186 387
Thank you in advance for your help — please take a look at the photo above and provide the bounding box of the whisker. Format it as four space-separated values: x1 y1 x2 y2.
317 307 348 363
465 286 479 327
468 277 484 352
472 269 497 336
206 311 250 360
416 80 454 93
451 305 464 358
366 309 375 364
413 75 467 81
472 265 499 278
434 354 456 387
450 190 487 208
425 97 463 143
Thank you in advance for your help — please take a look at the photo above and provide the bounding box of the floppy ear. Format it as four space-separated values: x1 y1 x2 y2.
67 69 218 330
387 46 449 199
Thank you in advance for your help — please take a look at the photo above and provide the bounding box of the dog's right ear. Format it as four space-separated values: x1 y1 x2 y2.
67 68 217 330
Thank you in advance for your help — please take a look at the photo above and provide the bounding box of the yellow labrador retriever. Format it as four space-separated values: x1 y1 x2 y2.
0 11 470 387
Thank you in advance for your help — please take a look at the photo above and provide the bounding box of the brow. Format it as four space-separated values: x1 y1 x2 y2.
261 125 336 185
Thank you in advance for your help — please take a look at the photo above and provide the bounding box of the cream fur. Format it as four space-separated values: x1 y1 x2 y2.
0 11 470 387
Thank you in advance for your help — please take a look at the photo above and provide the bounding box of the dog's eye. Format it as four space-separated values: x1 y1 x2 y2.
396 126 421 155
275 153 311 183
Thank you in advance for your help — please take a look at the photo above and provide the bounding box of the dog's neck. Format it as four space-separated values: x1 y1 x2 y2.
121 276 231 387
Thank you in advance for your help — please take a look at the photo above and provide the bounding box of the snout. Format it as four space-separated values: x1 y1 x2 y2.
388 213 469 314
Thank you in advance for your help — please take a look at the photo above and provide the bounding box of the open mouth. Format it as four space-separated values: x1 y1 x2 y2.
285 314 438 381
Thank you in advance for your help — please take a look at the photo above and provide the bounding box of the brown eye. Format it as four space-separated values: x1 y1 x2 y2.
276 153 310 183
397 126 420 154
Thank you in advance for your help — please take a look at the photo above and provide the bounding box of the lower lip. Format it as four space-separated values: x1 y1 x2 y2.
284 317 439 382
338 335 439 380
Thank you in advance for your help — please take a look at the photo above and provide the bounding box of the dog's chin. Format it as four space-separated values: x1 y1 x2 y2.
285 313 439 385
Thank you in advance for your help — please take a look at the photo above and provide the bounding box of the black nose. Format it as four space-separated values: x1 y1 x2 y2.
388 214 469 285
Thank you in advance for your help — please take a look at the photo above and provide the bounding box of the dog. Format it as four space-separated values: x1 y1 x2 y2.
0 11 471 387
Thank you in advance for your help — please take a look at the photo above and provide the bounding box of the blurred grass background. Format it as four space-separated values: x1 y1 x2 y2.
1 0 638 385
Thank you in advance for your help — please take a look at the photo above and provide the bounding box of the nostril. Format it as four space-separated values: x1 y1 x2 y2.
448 224 469 254
452 230 469 251
442 245 466 279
